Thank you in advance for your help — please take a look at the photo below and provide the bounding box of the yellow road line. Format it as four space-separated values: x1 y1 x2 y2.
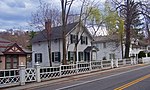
114 74 150 90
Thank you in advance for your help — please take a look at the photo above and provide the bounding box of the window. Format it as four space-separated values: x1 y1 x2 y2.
6 55 11 69
109 53 115 59
6 55 18 69
148 47 150 50
52 52 60 62
81 36 88 45
68 51 76 61
35 53 42 63
70 34 78 44
78 52 84 61
103 42 106 48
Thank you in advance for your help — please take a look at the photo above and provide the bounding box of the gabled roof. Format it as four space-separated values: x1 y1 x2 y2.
84 46 99 52
93 35 120 43
0 38 11 55
32 22 79 43
32 22 93 43
0 37 31 55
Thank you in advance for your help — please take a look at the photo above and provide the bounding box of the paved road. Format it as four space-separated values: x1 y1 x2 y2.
28 64 150 90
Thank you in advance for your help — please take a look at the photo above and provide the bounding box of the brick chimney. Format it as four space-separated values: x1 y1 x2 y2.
45 19 51 35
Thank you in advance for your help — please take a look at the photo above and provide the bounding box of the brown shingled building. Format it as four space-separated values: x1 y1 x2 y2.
0 38 31 70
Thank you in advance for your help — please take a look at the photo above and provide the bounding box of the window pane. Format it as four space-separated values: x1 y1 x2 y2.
13 63 18 69
54 52 59 62
70 52 75 61
103 42 106 48
6 56 11 63
35 53 42 63
6 63 11 69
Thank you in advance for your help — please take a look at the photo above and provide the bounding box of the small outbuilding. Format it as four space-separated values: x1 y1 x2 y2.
0 38 31 69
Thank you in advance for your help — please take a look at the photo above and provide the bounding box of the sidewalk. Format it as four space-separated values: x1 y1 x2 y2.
3 64 148 90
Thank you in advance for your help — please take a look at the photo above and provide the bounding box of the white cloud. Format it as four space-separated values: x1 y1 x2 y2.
0 0 40 30
0 0 106 31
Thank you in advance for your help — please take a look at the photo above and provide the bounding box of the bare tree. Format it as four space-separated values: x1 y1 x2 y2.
30 0 61 30
30 0 61 66
61 0 75 65
111 0 150 58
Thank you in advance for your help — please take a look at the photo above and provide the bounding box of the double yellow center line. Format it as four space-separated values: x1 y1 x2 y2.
114 74 150 90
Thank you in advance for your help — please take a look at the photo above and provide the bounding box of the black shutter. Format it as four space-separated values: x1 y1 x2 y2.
58 52 60 62
84 52 86 61
76 35 78 43
35 54 37 63
81 36 83 44
68 51 70 61
78 52 81 61
70 34 73 43
86 37 88 45
74 52 77 61
40 53 42 62
52 52 54 62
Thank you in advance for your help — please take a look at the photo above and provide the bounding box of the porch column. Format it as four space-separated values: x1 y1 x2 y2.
111 59 114 68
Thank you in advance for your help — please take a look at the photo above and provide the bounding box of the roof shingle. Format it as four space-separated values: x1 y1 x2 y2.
32 22 79 43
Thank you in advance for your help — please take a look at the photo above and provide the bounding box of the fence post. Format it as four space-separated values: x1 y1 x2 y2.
142 58 144 64
111 59 114 68
34 62 41 82
89 61 92 71
116 59 119 68
19 64 25 85
131 58 133 65
76 61 78 74
123 59 126 65
101 60 103 69
134 58 136 64
59 65 62 77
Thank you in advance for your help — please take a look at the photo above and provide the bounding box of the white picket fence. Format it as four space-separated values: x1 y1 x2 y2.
0 58 137 88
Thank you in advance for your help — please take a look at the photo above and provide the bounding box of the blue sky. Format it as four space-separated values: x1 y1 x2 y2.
0 0 105 31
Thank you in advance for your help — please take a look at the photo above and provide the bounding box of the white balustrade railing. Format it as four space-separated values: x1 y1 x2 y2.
0 58 139 88
126 58 132 65
91 60 102 70
40 67 60 80
102 60 111 69
61 64 76 76
78 62 90 73
0 69 20 88
118 59 124 66
25 68 36 82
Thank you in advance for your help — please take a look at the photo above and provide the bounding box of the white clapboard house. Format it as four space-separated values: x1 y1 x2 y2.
32 22 98 67
93 35 122 60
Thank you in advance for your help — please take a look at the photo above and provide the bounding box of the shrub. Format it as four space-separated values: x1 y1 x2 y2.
148 52 150 57
138 51 146 58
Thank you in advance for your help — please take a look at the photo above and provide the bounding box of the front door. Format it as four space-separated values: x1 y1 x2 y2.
5 55 18 69
92 51 97 60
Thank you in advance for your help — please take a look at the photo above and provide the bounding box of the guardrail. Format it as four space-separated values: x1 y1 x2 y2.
0 58 137 88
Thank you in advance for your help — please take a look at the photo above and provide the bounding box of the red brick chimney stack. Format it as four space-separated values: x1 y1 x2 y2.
45 19 51 35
